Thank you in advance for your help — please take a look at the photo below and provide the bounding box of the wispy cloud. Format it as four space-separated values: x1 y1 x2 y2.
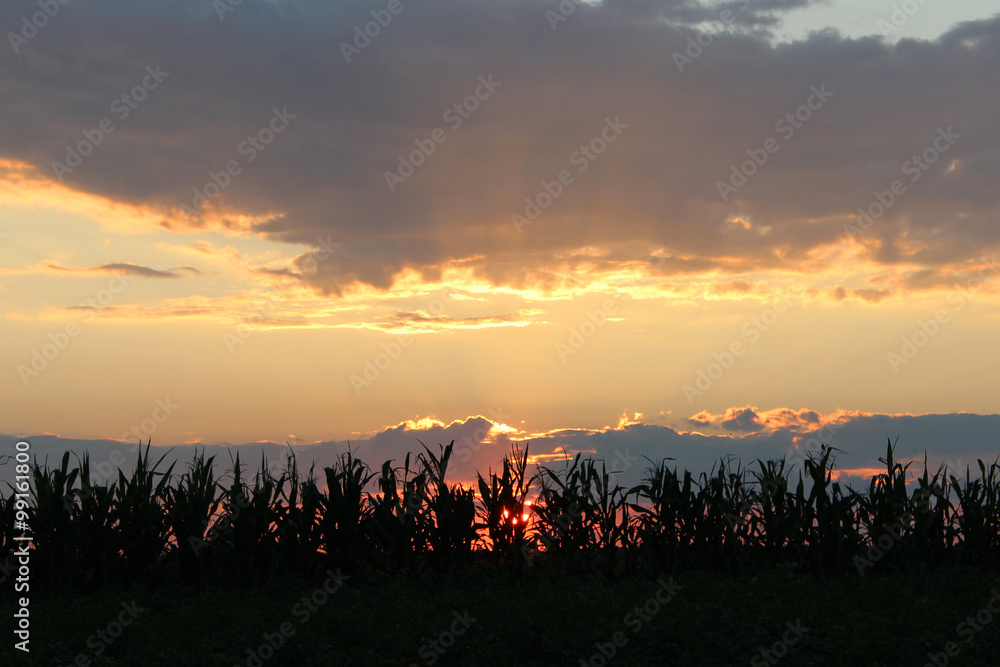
353 310 544 334
47 262 205 279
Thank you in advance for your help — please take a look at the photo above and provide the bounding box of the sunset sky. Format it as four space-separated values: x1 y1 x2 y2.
2 0 998 486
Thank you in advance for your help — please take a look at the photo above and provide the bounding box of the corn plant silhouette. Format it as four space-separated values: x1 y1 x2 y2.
477 445 531 573
418 441 477 573
165 452 221 586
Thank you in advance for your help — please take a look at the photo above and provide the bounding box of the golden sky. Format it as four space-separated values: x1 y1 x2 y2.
1 0 998 481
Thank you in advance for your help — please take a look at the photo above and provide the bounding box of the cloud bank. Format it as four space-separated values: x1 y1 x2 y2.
2 0 998 299
4 408 998 491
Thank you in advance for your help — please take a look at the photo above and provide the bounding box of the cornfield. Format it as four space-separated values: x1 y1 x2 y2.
4 439 999 593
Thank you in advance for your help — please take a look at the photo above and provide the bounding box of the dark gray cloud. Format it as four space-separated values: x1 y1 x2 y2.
720 406 764 432
2 1 998 296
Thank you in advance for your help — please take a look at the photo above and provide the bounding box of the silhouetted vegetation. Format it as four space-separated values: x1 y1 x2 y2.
4 439 999 594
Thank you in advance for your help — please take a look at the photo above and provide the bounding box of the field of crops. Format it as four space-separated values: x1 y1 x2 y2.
3 439 999 594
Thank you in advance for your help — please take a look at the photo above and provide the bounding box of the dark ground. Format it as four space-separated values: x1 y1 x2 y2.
3 568 1000 666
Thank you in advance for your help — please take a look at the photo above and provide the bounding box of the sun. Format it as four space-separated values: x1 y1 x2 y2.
500 500 532 527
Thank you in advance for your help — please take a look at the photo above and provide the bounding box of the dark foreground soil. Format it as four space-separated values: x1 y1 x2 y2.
3 568 999 666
